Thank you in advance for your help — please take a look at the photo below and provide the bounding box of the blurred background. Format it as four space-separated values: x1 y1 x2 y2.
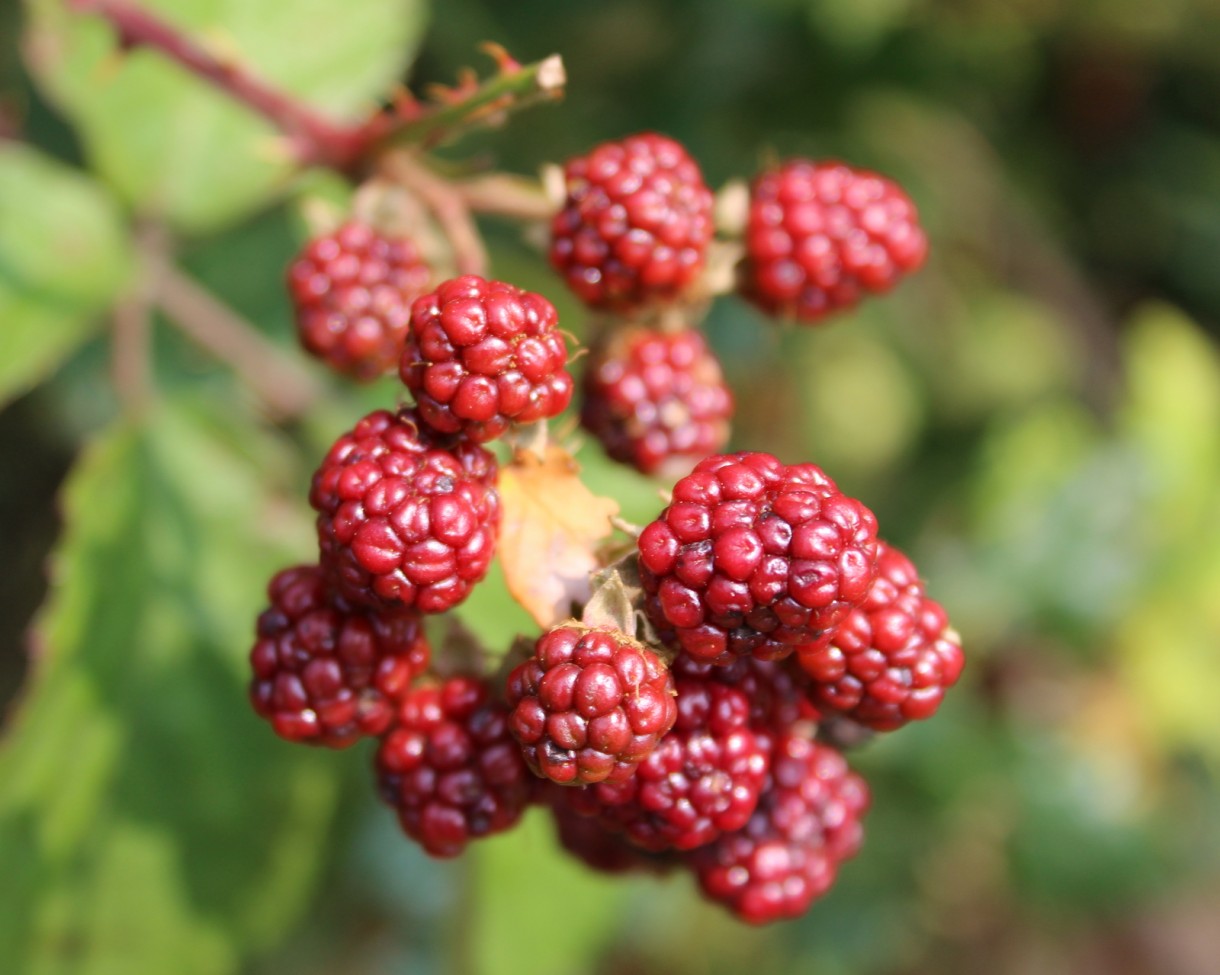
3 1 1220 973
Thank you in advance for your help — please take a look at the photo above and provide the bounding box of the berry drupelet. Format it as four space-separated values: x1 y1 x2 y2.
287 221 431 380
399 275 574 443
310 408 500 613
637 452 880 664
249 564 430 748
741 160 926 323
550 133 714 311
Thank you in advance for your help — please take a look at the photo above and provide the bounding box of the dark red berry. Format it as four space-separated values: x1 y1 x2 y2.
637 452 880 664
506 623 678 786
375 675 532 858
796 541 964 730
399 275 573 443
671 653 808 736
549 132 714 311
741 160 926 323
581 326 733 478
310 408 499 612
568 676 771 852
287 221 431 380
689 732 869 924
248 564 429 748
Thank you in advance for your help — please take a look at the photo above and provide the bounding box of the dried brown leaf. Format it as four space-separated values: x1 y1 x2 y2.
498 445 620 628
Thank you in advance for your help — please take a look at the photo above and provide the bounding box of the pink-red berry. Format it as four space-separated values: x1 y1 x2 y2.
310 408 499 613
689 732 869 924
506 623 678 786
375 675 532 858
637 452 880 664
581 326 733 478
797 541 964 730
567 676 771 852
287 221 431 380
550 132 714 311
249 564 429 748
741 160 926 323
399 275 573 443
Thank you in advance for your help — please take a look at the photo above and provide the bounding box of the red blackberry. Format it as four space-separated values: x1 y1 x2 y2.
796 541 964 731
375 675 532 858
310 408 499 613
567 675 771 852
690 732 869 924
506 623 678 786
399 275 574 443
741 160 926 323
580 326 733 478
637 452 880 665
549 132 715 311
248 564 429 748
287 221 431 380
671 653 808 736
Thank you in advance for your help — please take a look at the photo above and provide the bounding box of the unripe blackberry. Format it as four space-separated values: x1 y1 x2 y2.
637 452 880 665
550 132 714 311
568 676 771 852
741 160 926 323
581 326 733 478
690 732 869 924
506 623 678 786
287 221 431 380
542 784 675 876
797 541 964 730
671 653 809 735
375 675 532 858
310 408 499 613
248 564 429 748
399 275 573 443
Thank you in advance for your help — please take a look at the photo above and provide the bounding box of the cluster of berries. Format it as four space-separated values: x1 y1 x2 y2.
251 132 952 924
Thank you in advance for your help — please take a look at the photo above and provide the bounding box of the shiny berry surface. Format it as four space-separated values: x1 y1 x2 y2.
797 541 964 730
248 564 429 747
550 132 714 310
310 409 499 612
399 275 573 443
507 624 678 785
742 160 926 322
287 221 431 380
375 675 532 858
581 326 733 477
690 732 869 924
637 452 880 664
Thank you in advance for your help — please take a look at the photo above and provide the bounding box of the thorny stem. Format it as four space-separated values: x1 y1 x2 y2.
150 261 324 421
381 151 488 276
68 0 565 172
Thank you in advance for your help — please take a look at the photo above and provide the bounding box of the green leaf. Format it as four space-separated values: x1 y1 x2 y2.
23 0 429 232
0 143 133 407
0 399 338 974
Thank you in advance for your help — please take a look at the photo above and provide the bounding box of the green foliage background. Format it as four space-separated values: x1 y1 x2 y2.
2 1 1220 973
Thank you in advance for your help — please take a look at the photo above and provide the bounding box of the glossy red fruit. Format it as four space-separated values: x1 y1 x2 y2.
249 564 429 747
637 452 880 664
797 541 964 730
310 408 499 613
287 221 431 380
375 675 533 858
580 326 733 478
741 160 926 322
690 732 869 924
399 275 573 443
550 132 715 311
506 623 678 785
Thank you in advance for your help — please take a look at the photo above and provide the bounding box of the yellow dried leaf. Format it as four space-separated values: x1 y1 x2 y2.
498 445 620 628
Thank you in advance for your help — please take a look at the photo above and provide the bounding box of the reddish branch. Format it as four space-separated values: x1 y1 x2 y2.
68 0 565 172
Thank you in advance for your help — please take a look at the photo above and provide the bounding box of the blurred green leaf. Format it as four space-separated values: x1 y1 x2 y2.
0 398 337 974
0 143 133 407
22 0 428 232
